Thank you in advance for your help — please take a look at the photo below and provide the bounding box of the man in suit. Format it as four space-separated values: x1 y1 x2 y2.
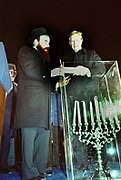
61 30 105 176
14 27 51 180
62 30 105 98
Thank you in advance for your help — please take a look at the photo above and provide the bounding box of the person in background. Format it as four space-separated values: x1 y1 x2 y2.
14 27 52 180
8 64 22 173
0 63 17 173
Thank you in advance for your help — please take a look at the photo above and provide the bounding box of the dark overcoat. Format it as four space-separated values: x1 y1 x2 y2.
14 46 51 129
62 48 106 102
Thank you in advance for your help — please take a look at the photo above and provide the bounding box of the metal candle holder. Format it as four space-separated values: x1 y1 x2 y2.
72 96 121 179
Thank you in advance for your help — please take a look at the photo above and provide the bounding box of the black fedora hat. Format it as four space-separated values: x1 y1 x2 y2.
29 27 50 43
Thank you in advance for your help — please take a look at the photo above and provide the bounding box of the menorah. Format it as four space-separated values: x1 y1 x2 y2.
52 60 121 180
72 96 121 179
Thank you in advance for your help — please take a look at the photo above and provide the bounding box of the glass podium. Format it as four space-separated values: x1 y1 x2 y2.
59 61 121 180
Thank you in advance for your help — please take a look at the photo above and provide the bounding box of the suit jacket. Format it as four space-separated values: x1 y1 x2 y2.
62 48 106 102
14 46 51 129
10 82 17 128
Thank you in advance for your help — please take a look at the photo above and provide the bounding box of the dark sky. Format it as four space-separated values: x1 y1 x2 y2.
0 0 121 66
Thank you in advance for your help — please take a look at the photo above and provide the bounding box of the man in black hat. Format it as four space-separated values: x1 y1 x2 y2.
14 27 51 180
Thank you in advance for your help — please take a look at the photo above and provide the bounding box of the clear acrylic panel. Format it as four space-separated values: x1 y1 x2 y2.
60 61 121 180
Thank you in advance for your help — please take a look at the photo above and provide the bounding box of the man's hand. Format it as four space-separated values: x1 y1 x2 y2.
51 65 91 77
55 76 71 91
73 66 91 77
51 67 64 77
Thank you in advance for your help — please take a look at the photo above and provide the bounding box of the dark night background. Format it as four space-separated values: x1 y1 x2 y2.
0 1 121 178
0 0 121 69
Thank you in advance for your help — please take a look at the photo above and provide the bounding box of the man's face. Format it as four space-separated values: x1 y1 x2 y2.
69 33 83 53
9 70 17 82
38 35 50 51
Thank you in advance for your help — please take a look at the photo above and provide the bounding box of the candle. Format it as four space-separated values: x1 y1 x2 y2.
73 100 81 125
82 101 88 125
77 101 81 125
73 101 77 125
94 96 100 120
99 102 106 125
90 101 95 125
94 96 101 128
